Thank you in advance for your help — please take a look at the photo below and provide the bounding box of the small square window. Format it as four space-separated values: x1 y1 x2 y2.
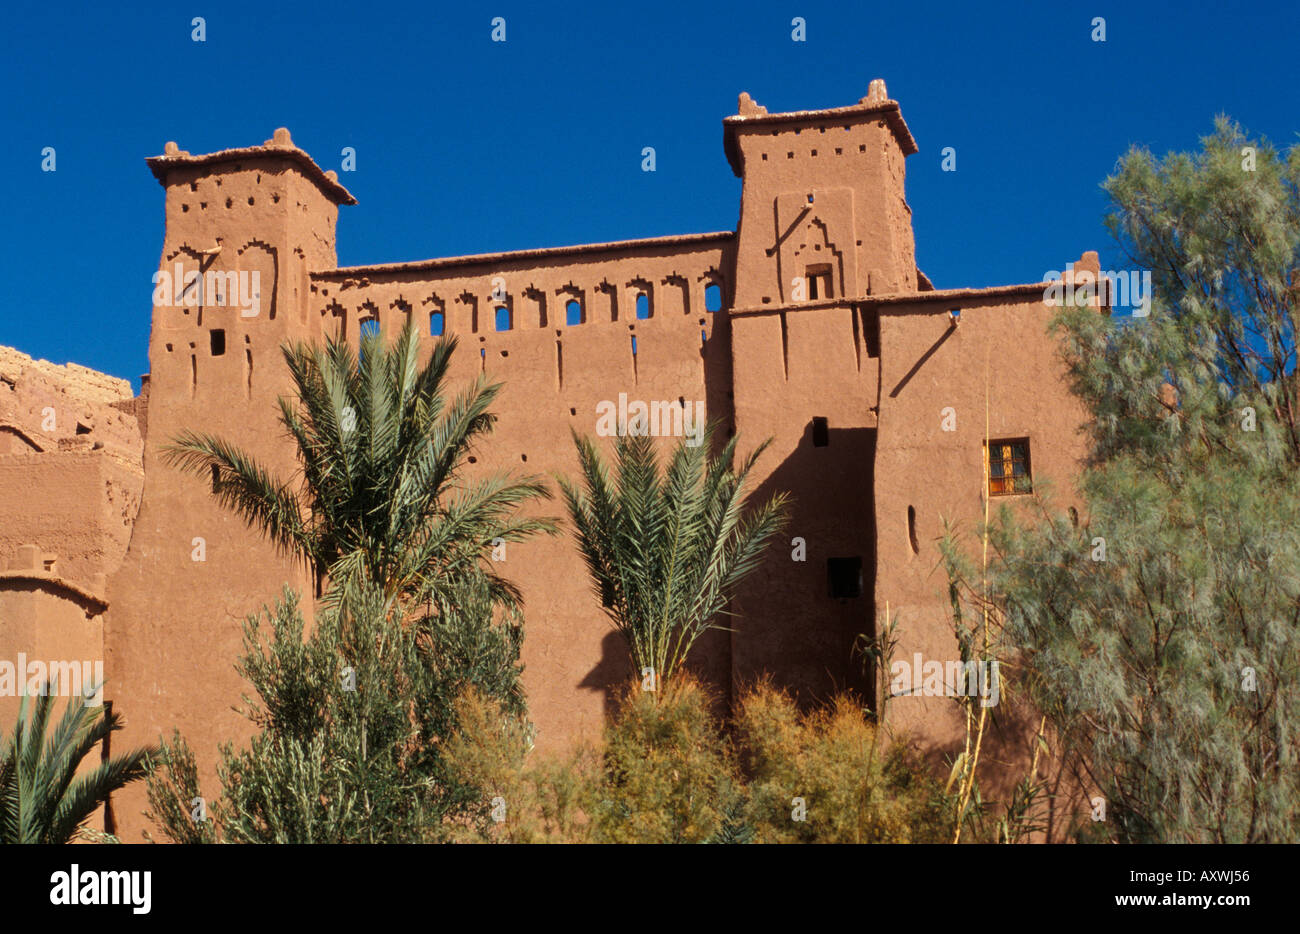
987 438 1032 496
828 557 863 599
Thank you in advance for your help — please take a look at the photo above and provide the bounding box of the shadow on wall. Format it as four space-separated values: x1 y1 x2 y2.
579 631 633 722
729 423 877 711
571 419 879 721
577 627 738 724
571 302 738 718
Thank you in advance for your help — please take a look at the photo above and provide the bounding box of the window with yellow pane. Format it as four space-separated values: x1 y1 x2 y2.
986 438 1032 496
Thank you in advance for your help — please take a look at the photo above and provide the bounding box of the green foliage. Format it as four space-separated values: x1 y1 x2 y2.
735 683 950 844
163 320 555 610
560 425 789 683
590 680 741 843
1092 116 1300 465
943 118 1300 842
0 682 156 844
442 679 948 844
142 730 217 844
146 578 527 843
440 688 591 843
151 323 549 842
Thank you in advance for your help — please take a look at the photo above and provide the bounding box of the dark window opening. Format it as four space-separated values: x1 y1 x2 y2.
827 557 863 599
806 264 833 300
210 329 226 356
987 438 1032 496
863 308 880 358
812 416 829 447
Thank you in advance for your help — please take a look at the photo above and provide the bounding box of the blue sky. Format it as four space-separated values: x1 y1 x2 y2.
3 0 1297 389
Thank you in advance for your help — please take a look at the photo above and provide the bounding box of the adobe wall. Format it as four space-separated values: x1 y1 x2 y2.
102 133 346 838
0 569 106 729
725 85 919 308
0 454 140 587
0 358 143 590
720 83 914 702
727 298 879 700
871 280 1093 799
310 234 738 741
0 347 138 772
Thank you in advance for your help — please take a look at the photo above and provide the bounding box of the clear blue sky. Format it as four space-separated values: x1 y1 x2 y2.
3 0 1297 389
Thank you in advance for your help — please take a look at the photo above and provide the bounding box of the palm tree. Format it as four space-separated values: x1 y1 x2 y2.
559 423 789 684
163 321 555 611
0 682 157 843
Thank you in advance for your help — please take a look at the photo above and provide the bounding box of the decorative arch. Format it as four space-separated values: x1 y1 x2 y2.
556 283 587 327
629 277 654 320
237 239 279 321
391 297 413 330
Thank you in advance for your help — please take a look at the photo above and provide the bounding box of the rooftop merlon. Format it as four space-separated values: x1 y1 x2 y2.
723 79 919 176
145 127 357 205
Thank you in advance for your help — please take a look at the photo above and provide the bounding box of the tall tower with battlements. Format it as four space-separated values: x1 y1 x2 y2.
722 81 922 701
103 130 355 833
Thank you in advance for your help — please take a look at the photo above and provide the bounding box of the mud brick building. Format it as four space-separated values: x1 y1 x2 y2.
0 81 1096 838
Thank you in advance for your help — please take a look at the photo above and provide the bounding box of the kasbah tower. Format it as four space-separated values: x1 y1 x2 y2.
0 81 1102 839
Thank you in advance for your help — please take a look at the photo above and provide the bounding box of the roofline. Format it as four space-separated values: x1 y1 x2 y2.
146 144 357 205
869 281 1053 306
723 99 918 175
313 230 735 279
728 282 1053 318
0 572 108 614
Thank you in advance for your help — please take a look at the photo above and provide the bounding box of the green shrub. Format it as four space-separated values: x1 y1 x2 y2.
590 679 742 844
146 576 528 844
736 683 950 843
